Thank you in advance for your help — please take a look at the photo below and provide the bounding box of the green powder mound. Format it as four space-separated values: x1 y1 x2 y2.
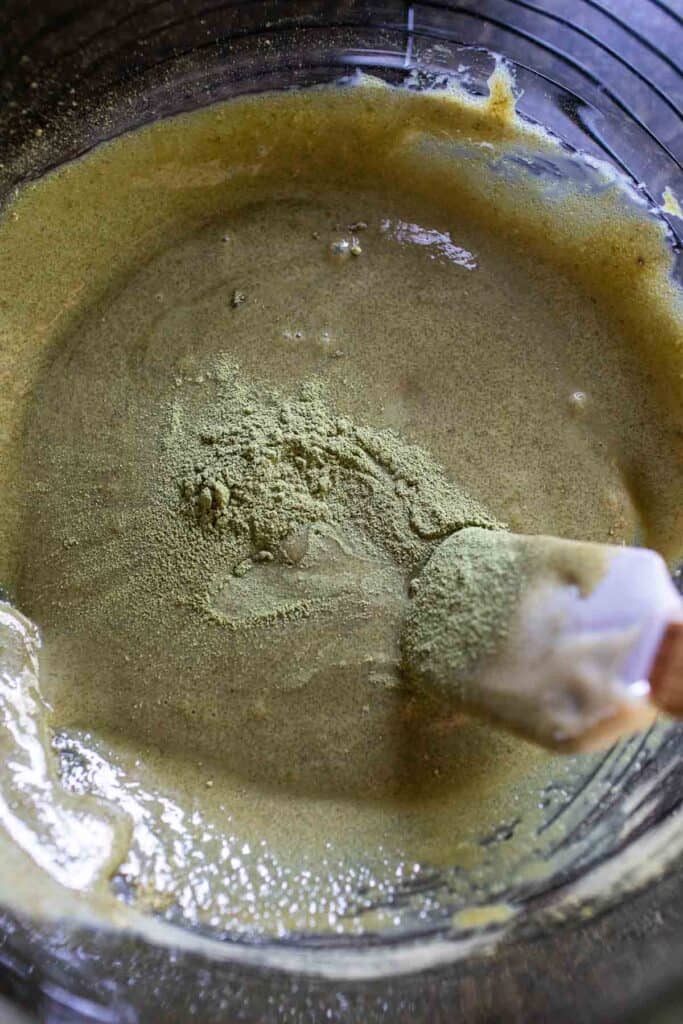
401 527 527 699
177 364 502 577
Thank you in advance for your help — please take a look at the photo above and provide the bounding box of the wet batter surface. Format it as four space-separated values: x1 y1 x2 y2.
0 75 681 938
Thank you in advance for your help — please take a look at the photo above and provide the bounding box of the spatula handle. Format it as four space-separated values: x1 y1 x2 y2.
650 621 683 717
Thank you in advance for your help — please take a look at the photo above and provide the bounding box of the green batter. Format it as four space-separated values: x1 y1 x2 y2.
0 70 681 938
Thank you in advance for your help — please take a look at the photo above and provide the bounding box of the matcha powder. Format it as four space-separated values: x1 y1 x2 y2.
400 528 528 702
175 361 502 608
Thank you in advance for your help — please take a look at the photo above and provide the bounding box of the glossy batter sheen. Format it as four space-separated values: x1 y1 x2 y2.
0 72 681 937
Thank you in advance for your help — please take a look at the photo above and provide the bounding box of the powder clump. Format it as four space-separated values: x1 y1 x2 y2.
401 527 527 699
177 364 501 581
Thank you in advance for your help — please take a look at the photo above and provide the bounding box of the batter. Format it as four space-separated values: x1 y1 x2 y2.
0 70 681 938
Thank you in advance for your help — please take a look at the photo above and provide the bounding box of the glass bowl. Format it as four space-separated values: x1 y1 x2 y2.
0 3 682 1021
